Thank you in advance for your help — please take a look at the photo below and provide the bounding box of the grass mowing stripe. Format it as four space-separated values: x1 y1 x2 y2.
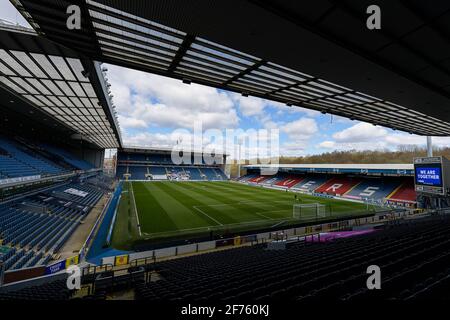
156 181 228 225
202 181 294 200
183 182 283 222
222 182 372 213
143 182 209 230
111 182 140 249
205 182 374 218
110 181 377 249
133 181 180 233
166 181 255 224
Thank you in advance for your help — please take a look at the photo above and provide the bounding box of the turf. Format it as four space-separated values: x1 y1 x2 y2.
111 181 377 249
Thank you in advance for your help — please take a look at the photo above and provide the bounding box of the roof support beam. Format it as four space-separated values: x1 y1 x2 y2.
167 34 195 74
223 59 266 86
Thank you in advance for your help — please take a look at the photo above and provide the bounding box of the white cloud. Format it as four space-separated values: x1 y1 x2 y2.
332 122 387 143
117 115 147 129
107 64 239 131
231 94 267 117
318 121 450 152
282 117 318 141
319 141 336 149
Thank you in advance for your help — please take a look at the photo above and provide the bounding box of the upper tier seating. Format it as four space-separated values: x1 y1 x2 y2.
0 137 63 176
0 155 40 178
42 144 93 170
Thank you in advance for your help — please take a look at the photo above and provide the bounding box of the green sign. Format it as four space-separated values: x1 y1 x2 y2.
0 246 10 255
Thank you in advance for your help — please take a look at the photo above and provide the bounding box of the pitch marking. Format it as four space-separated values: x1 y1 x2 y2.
130 182 142 237
193 206 223 226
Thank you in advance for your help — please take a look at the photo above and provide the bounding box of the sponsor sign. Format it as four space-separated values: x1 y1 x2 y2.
0 175 41 185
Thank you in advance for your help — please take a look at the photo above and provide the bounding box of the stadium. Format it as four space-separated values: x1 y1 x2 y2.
0 0 450 310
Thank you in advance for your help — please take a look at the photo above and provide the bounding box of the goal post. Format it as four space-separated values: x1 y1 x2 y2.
293 203 327 220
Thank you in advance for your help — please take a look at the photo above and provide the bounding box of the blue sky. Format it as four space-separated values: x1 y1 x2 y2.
106 63 447 159
2 1 449 160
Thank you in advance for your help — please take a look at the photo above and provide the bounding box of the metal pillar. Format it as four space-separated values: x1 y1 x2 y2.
237 140 242 178
426 136 433 157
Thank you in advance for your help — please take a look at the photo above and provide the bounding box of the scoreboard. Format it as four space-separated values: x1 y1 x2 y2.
414 156 450 195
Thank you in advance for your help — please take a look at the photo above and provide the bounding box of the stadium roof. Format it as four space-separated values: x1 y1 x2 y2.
245 163 414 175
121 146 228 157
245 163 413 170
0 22 122 148
11 0 450 136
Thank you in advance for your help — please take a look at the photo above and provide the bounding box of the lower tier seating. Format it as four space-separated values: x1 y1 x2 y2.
0 181 105 271
133 215 450 301
3 215 450 300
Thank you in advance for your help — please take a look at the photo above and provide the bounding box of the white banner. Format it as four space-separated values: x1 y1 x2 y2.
0 175 41 186
152 175 167 180
64 188 88 197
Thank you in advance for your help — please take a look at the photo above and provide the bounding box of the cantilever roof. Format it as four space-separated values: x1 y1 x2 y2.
245 163 414 170
245 163 414 176
0 22 121 148
12 0 450 136
121 146 228 157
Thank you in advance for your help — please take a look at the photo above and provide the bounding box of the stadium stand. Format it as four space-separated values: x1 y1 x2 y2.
387 181 417 205
247 175 269 183
291 175 329 192
130 215 450 301
276 176 305 188
116 149 228 181
185 167 203 180
0 182 106 272
42 144 94 170
315 177 362 196
239 168 416 207
0 279 74 300
4 214 450 301
0 136 64 178
237 174 258 182
0 135 98 181
344 178 400 201
116 165 128 178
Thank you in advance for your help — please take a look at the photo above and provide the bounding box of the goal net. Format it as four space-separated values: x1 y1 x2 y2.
293 203 327 220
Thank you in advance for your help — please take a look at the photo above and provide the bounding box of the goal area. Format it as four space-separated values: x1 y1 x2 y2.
293 203 328 220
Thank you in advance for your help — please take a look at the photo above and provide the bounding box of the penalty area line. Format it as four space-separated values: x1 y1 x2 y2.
192 206 223 226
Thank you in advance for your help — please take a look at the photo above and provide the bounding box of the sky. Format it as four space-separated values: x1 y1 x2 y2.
106 63 450 159
2 1 450 160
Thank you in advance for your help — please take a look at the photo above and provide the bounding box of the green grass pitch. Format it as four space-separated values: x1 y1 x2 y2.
111 181 378 249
